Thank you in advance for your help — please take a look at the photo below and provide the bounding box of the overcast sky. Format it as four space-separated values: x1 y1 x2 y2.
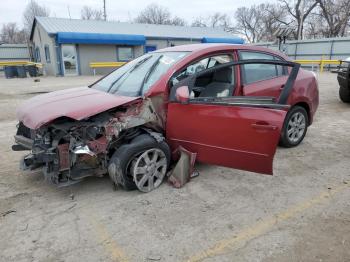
0 0 274 27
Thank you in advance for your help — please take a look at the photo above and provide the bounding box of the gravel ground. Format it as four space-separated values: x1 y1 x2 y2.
0 73 349 262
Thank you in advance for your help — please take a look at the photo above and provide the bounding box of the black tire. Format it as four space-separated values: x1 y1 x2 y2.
339 86 350 103
108 134 171 191
280 106 309 148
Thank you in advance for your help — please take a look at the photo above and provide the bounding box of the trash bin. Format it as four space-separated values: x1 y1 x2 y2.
16 66 27 78
4 66 18 78
27 65 38 77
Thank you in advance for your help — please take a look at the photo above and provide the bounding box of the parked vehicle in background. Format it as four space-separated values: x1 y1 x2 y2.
12 44 318 192
63 54 77 69
337 59 350 103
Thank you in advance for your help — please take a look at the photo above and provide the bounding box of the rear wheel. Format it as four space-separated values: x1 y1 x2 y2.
108 134 170 192
280 106 308 148
339 86 350 103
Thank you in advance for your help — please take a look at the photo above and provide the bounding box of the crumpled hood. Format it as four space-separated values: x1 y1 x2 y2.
17 87 140 129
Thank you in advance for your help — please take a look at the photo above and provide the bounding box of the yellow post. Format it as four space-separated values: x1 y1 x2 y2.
320 55 325 73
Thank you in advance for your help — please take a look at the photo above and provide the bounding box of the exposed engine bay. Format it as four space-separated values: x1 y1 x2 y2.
13 99 163 187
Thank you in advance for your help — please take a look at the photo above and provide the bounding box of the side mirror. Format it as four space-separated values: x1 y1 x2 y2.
175 85 190 103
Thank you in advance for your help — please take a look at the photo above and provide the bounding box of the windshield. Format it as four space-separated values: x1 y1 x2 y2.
92 51 189 97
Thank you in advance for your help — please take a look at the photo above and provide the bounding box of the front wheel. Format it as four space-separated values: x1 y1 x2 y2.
108 134 171 192
280 106 309 148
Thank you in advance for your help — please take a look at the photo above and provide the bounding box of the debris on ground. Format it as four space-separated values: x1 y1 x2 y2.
1 210 16 217
146 252 162 261
69 193 75 200
168 146 197 188
19 223 28 231
67 203 77 210
139 199 151 206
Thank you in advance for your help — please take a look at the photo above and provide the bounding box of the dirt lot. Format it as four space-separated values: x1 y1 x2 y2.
0 73 349 262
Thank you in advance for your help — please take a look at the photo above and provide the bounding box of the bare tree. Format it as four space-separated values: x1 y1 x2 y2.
81 6 103 20
135 3 186 25
191 16 208 27
171 16 186 26
316 0 350 37
23 0 49 36
0 23 27 44
261 3 290 42
233 3 292 43
234 5 266 43
209 13 231 28
191 13 231 29
278 0 318 39
303 12 324 38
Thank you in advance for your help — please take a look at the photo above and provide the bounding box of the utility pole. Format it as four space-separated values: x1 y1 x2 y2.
103 0 107 21
67 5 71 19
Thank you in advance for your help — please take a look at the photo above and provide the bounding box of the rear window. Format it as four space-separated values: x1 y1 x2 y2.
239 51 287 84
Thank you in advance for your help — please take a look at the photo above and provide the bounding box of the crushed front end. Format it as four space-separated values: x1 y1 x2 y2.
14 117 111 186
13 99 162 187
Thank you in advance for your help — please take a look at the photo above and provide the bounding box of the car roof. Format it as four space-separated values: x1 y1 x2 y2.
156 43 289 60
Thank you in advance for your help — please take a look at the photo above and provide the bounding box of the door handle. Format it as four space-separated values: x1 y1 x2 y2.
251 122 278 131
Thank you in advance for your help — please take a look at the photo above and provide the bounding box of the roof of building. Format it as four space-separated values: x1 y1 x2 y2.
157 43 289 59
31 17 242 42
0 44 30 60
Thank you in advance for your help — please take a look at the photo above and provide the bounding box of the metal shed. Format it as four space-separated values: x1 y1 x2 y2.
0 44 30 61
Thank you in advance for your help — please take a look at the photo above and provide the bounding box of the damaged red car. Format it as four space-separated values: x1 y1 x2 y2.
13 44 319 192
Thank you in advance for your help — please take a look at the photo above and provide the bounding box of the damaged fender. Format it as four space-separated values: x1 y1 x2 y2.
13 98 165 187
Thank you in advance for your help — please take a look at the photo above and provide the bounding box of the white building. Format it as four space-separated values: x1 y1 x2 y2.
30 17 244 76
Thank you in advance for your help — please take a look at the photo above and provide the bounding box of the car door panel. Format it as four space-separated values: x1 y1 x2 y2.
243 75 288 98
239 51 288 100
166 59 299 176
166 103 286 175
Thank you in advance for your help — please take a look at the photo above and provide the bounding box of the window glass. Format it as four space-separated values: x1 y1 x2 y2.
44 45 50 63
35 47 41 62
190 65 235 98
118 47 134 61
275 56 284 75
240 51 285 84
62 44 78 75
92 51 188 97
172 54 232 86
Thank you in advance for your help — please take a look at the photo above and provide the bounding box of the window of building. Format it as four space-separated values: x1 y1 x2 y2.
117 47 134 61
44 45 51 63
35 47 41 62
145 45 157 53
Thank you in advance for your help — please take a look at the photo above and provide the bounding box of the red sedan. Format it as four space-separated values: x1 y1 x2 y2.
13 44 319 192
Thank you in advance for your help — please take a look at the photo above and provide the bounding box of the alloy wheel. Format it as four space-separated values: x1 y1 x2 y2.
287 112 306 143
132 148 167 193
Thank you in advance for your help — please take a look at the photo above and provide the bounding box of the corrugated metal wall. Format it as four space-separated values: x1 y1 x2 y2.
0 44 30 60
254 37 350 63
